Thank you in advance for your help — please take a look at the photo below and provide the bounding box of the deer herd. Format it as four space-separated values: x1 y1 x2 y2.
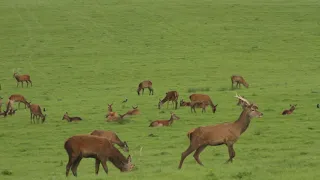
1 73 301 177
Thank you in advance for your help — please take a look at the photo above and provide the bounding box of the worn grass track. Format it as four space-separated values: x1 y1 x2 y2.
1 0 320 179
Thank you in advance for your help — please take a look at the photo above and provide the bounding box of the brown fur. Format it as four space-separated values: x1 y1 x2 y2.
13 72 32 88
62 112 82 122
137 80 153 95
90 130 129 152
149 112 180 127
158 91 179 110
189 94 218 113
121 106 140 119
29 104 46 123
8 94 31 109
64 135 134 177
231 75 249 89
105 103 124 121
282 104 297 115
190 101 210 113
180 99 191 107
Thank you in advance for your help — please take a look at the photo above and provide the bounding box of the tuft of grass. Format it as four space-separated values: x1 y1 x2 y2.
1 170 13 176
233 171 252 179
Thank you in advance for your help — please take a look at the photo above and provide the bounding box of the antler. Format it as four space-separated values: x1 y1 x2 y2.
234 93 251 106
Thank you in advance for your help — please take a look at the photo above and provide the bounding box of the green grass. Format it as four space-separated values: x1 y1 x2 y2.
1 0 320 179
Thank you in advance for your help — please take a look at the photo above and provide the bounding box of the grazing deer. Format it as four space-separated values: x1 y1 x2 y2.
90 130 129 152
149 112 180 127
29 104 46 123
13 72 32 88
231 75 249 89
189 94 218 113
180 99 191 107
282 104 297 115
8 94 31 109
137 80 153 95
3 99 15 117
158 91 179 110
62 112 82 122
64 135 134 177
178 95 263 169
190 101 209 113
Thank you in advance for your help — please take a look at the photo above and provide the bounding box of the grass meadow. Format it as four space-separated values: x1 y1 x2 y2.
1 0 320 179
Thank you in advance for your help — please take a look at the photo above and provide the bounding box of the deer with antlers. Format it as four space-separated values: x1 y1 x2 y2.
178 94 263 169
235 93 258 110
149 112 180 127
189 94 218 113
8 94 31 109
158 91 179 110
282 104 297 115
105 103 126 122
13 71 32 88
137 80 153 95
231 75 249 89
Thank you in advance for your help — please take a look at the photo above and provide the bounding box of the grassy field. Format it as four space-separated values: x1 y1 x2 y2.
1 0 320 179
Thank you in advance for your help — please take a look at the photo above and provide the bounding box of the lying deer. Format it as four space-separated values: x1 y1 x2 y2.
13 72 32 88
158 91 179 110
90 130 129 152
137 80 153 95
180 99 191 107
105 103 121 121
231 75 249 89
190 101 210 113
189 94 218 113
178 95 263 169
149 112 180 127
7 109 17 116
282 104 297 115
8 94 31 109
29 103 46 123
64 134 134 177
62 112 82 122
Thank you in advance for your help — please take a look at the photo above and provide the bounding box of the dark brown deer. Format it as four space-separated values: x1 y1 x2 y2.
64 135 134 177
13 72 32 87
158 91 179 110
189 94 218 113
137 80 153 95
149 112 180 127
8 94 31 109
29 104 46 123
178 95 263 169
180 99 191 107
282 104 297 115
62 112 82 122
231 75 249 89
190 101 210 113
90 130 129 152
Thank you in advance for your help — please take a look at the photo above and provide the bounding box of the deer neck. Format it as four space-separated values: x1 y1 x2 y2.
233 110 252 135
108 149 128 171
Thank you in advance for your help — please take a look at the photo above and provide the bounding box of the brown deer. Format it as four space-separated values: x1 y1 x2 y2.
231 75 249 89
105 103 120 121
62 112 82 122
137 80 153 95
189 94 218 113
180 99 191 107
64 135 134 177
8 94 31 109
13 72 32 87
178 95 263 169
190 101 210 113
282 104 297 115
29 104 46 123
3 99 15 117
158 91 179 110
90 130 129 152
235 93 258 110
149 112 180 127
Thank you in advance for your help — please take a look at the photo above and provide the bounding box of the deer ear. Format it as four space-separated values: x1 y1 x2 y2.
127 155 132 162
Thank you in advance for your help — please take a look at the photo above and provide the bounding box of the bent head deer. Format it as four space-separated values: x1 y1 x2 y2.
8 94 31 109
29 103 46 123
231 75 248 89
90 130 129 152
137 80 153 95
189 94 217 113
158 91 179 110
282 104 297 115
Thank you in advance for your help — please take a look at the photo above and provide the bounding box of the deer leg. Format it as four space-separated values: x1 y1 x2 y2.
26 81 29 87
142 88 144 95
66 155 78 177
225 144 235 163
95 158 100 175
100 159 109 174
16 82 19 87
29 80 32 87
193 145 207 166
71 156 82 177
178 145 198 169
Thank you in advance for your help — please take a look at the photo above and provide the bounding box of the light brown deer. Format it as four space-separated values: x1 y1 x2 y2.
90 130 129 152
149 112 180 127
190 101 210 113
64 135 134 177
158 91 179 110
282 104 297 115
178 95 263 169
8 94 31 109
3 99 15 117
29 104 46 123
62 112 82 122
189 94 218 113
180 99 191 107
231 75 249 89
137 80 153 95
105 103 121 121
13 72 32 87
123 106 140 116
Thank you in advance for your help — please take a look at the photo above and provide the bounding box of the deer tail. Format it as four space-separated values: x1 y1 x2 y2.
187 128 196 141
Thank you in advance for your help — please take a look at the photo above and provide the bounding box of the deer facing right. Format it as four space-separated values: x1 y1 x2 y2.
137 80 153 95
149 112 180 127
282 104 297 115
231 75 249 89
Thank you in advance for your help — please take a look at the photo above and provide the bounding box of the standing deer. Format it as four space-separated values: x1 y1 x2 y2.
189 94 218 113
8 94 31 109
149 112 180 127
180 99 191 107
190 101 210 113
3 99 15 117
29 104 46 123
178 95 263 169
137 80 153 95
62 112 82 122
158 91 179 110
64 135 135 177
282 104 297 115
90 130 129 152
13 72 32 88
231 75 249 89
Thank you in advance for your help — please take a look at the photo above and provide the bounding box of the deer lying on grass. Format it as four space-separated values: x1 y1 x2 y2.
189 94 218 113
8 94 31 109
90 130 129 152
149 112 180 127
122 106 140 118
29 103 46 123
62 112 82 122
282 104 297 115
178 95 263 169
158 91 179 110
190 101 210 113
64 135 134 177
231 75 249 89
180 99 191 107
137 80 153 95
13 72 32 88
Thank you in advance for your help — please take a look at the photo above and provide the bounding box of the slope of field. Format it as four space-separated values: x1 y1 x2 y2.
1 0 320 179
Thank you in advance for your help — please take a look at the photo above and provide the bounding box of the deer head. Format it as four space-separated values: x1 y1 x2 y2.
246 104 263 118
107 104 113 112
212 104 218 113
122 141 129 152
170 112 180 120
132 106 138 109
120 155 135 172
180 99 185 106
62 112 69 120
289 104 297 111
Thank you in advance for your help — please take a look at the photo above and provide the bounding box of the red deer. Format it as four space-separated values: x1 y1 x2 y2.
231 75 249 89
190 101 210 113
123 106 140 116
90 130 129 152
189 94 218 113
137 80 153 95
180 99 191 107
62 112 82 122
149 112 180 127
178 95 263 169
235 93 258 110
13 72 32 87
64 135 134 177
158 91 179 110
282 104 297 115
29 103 46 123
8 94 31 109
105 103 121 121
3 99 15 117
